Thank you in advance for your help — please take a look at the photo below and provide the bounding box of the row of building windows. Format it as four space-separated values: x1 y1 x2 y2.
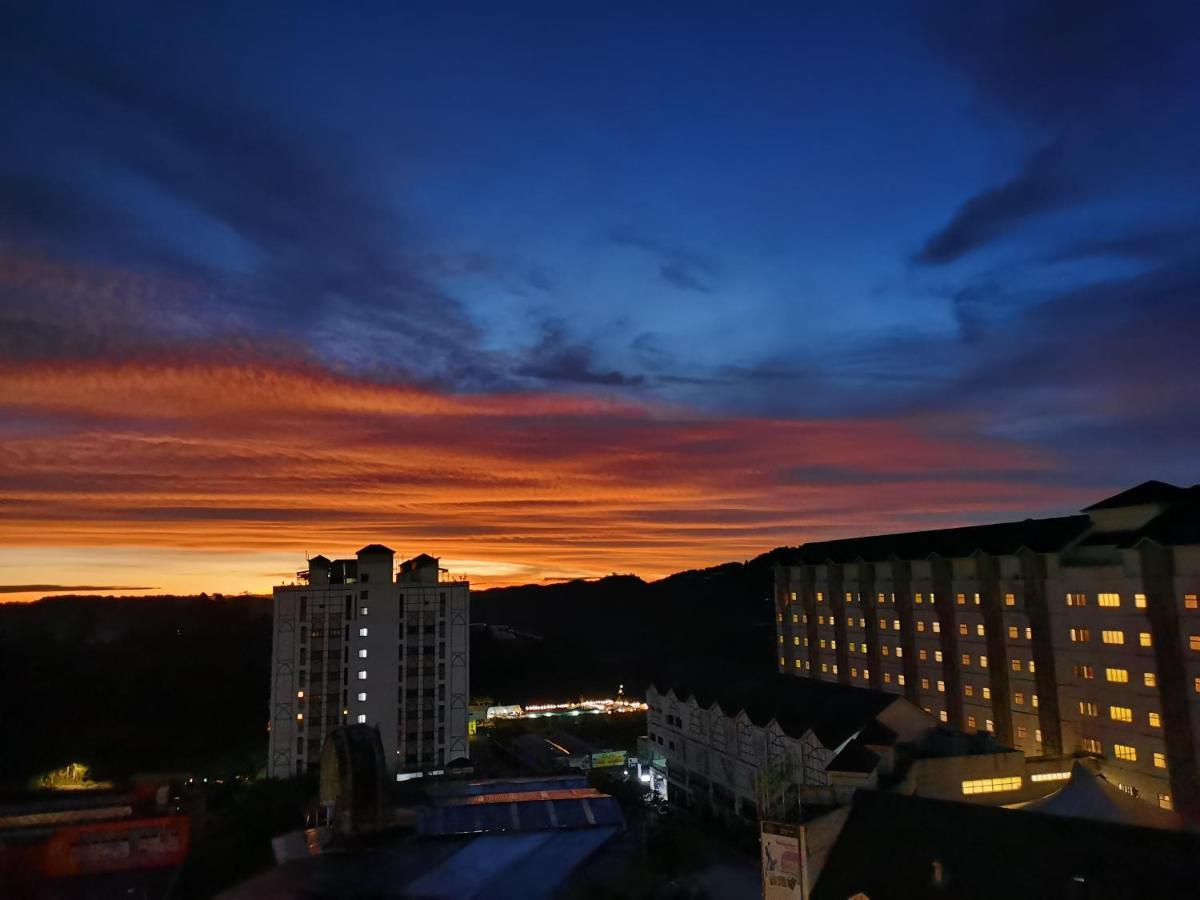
962 775 1021 795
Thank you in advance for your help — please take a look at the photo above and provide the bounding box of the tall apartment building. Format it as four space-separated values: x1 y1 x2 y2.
774 480 1200 818
267 545 470 781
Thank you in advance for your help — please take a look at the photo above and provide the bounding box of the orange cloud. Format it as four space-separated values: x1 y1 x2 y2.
0 356 1092 600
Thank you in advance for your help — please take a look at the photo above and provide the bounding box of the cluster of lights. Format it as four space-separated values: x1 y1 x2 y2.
493 697 649 720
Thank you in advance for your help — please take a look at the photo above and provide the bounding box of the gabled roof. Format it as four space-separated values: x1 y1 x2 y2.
308 555 331 566
784 515 1090 564
357 544 395 556
654 674 899 748
1020 762 1185 830
1083 479 1186 511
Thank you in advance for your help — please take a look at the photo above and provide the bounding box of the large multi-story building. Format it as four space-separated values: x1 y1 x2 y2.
267 545 470 781
774 480 1200 818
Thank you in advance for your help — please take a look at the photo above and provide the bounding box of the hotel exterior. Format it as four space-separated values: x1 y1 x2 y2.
774 480 1200 818
267 545 469 780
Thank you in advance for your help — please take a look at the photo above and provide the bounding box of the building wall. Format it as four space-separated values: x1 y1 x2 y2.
776 534 1200 817
268 549 469 780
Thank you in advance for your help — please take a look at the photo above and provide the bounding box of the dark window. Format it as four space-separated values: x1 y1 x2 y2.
297 738 304 754
438 685 445 701
299 647 307 665
300 625 308 642
438 663 445 680
361 572 370 583
439 641 446 658
342 669 348 686
438 727 444 744
299 596 307 620
439 595 446 615
360 590 369 600
439 621 446 638
345 596 352 619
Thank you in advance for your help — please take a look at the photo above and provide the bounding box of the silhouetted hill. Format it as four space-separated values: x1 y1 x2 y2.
0 551 789 785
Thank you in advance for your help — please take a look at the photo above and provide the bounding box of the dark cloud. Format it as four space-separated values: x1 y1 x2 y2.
0 584 158 594
916 145 1079 265
608 226 717 295
915 2 1200 263
515 320 645 387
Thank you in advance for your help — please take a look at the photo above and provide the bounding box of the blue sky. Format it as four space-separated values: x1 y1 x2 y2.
0 2 1198 595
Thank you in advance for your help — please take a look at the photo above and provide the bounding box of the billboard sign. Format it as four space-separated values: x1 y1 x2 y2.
590 750 627 768
761 820 804 900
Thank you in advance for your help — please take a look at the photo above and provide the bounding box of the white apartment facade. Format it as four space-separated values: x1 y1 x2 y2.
776 480 1200 818
268 545 469 780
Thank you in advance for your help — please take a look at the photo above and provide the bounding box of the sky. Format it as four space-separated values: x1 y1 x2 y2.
1 1 1199 600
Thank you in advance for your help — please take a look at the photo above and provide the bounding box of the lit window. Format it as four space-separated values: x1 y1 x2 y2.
1016 726 1027 739
1140 632 1152 647
1012 659 1022 672
820 639 826 648
1144 672 1156 687
1028 660 1036 673
1195 676 1200 694
359 648 368 658
935 650 943 662
1035 729 1042 743
959 623 969 636
1070 628 1090 643
1109 706 1132 723
1159 793 1173 811
917 621 926 633
297 690 304 699
898 674 906 686
1079 700 1098 717
940 710 948 723
893 619 900 631
357 714 367 724
884 672 892 683
845 592 853 604
851 667 858 679
1066 593 1087 607
1149 711 1161 728
964 684 974 697
849 642 857 652
982 686 991 700
357 691 367 701
794 659 802 669
896 646 903 658
1106 668 1128 683
977 624 986 637
779 656 785 667
937 680 945 693
359 627 369 637
792 613 799 624
1032 694 1038 707
921 677 930 689
1101 630 1124 646
296 713 304 721
1025 626 1032 640
793 636 800 646
1097 593 1120 608
878 593 885 604
1113 744 1137 761
358 670 367 680
832 665 838 675
1008 626 1018 640
919 649 927 661
830 616 837 626
863 668 870 680
879 618 887 630
360 606 369 616
1075 665 1095 679
985 719 994 732
821 664 828 673
778 635 784 645
831 640 837 650
967 715 976 728
1154 752 1167 769
817 592 824 603
962 653 971 666
790 591 798 602
1005 593 1016 607
1186 594 1199 610
1134 594 1146 609
957 593 966 605
974 593 981 605
818 615 825 625
1014 692 1024 705
1031 771 1070 783
1081 737 1101 753
932 621 941 634
915 593 923 604
980 655 988 669
1190 635 1200 652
